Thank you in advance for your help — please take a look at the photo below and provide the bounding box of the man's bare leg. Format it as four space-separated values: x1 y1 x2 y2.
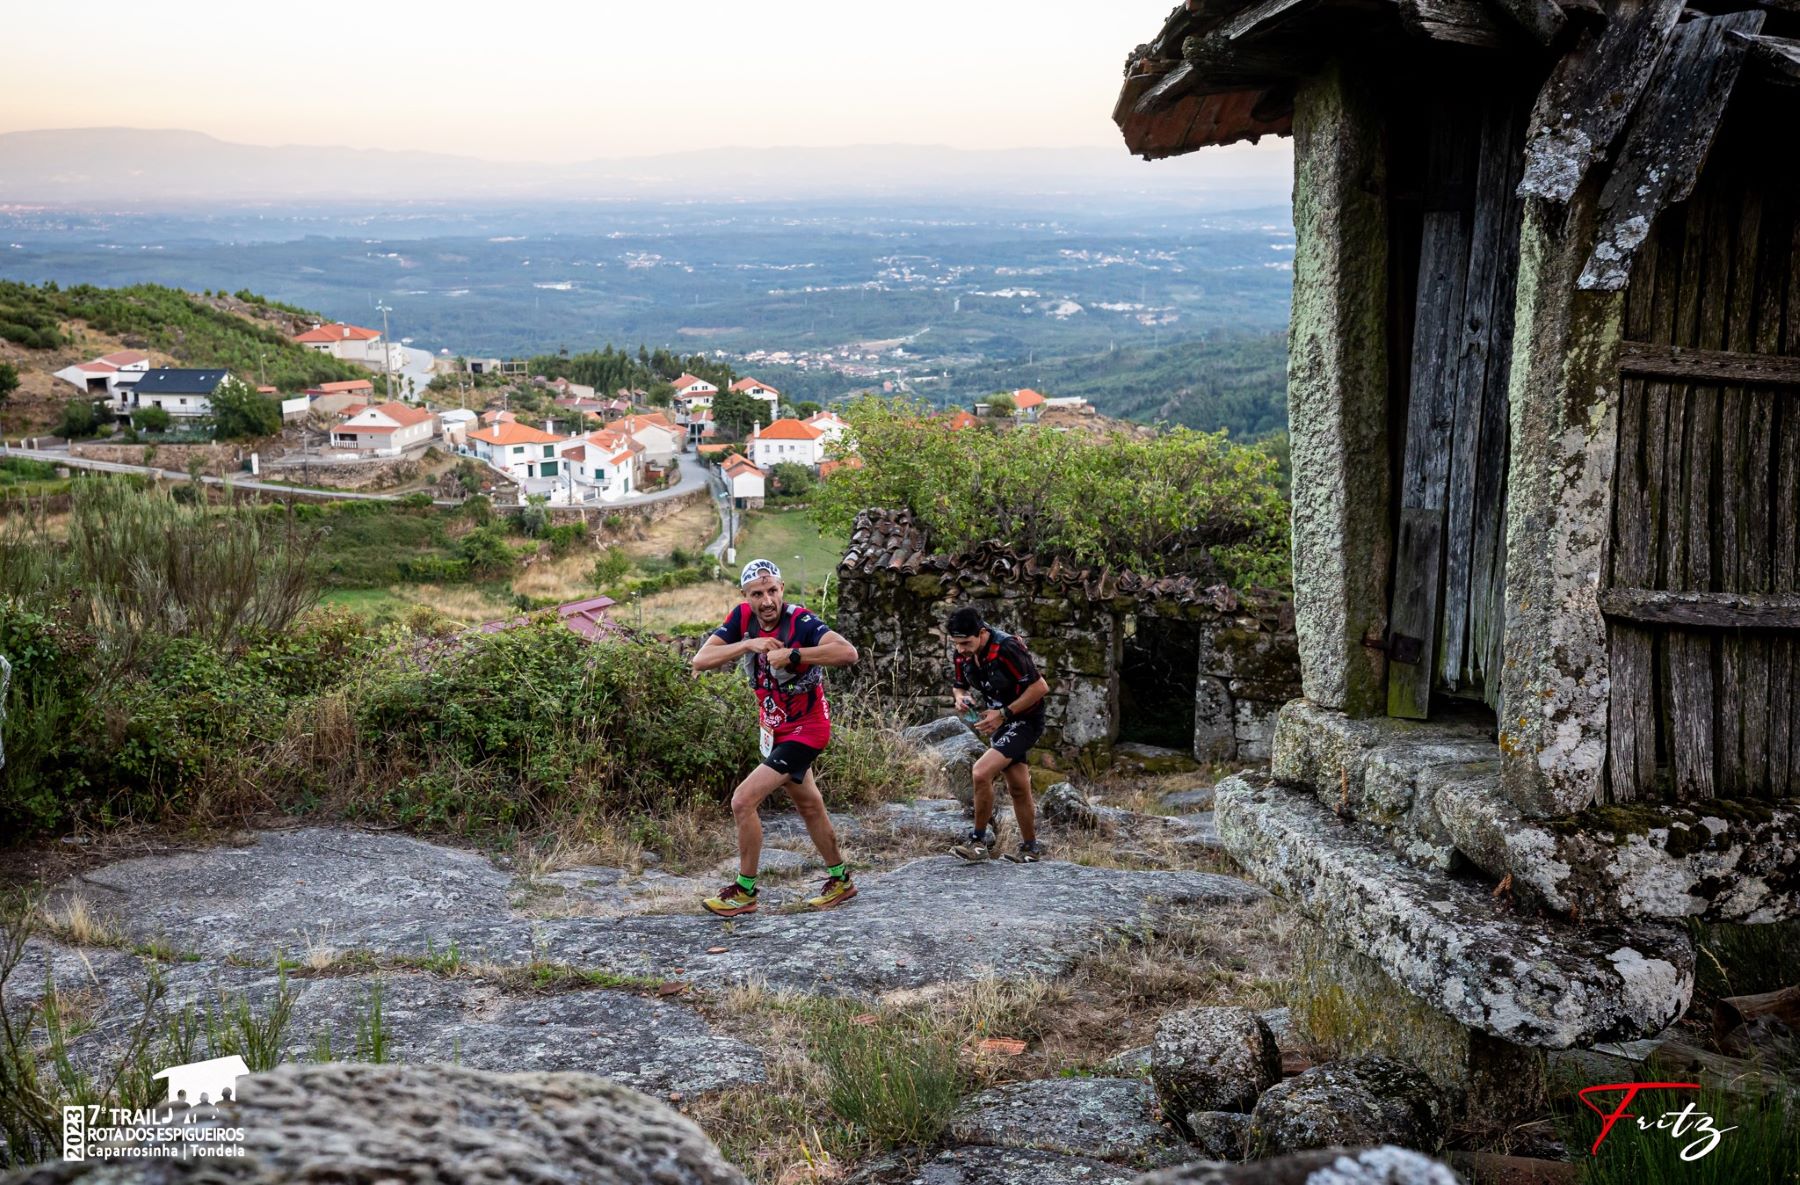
787 770 844 868
730 763 792 879
970 747 1011 837
1003 762 1037 845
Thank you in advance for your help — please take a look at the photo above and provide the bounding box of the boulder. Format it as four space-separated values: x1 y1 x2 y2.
1184 1110 1250 1161
1245 1056 1446 1158
947 1077 1183 1166
1138 1145 1461 1184
1114 742 1202 776
904 715 979 748
928 733 992 807
1040 781 1105 831
7 1060 745 1184
878 1145 1137 1185
1151 1006 1282 1124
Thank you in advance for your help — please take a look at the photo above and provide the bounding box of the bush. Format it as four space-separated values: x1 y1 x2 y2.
131 405 172 433
770 462 814 498
810 1004 961 1153
517 496 551 538
544 522 587 555
456 526 516 577
55 399 103 439
209 377 282 440
399 492 434 510
591 548 631 586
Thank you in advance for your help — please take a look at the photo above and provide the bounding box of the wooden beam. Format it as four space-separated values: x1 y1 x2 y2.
1135 62 1201 114
1518 0 1685 204
1486 0 1567 45
1580 12 1766 290
1617 340 1800 385
1738 31 1800 85
1599 588 1800 628
1398 0 1508 46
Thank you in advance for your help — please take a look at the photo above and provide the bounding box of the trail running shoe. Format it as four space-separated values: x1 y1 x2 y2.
950 831 996 862
702 883 759 917
1004 841 1046 864
807 874 858 910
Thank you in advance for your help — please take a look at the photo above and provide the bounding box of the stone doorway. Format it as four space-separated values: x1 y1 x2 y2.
1119 615 1201 750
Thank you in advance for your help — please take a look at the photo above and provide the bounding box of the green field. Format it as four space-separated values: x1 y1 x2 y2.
733 508 845 599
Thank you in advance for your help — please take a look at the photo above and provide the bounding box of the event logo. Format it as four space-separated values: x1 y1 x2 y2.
61 1057 249 1162
1579 1081 1737 1162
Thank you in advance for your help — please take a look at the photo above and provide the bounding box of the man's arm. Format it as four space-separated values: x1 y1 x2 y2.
1006 676 1049 719
767 628 858 670
692 633 779 672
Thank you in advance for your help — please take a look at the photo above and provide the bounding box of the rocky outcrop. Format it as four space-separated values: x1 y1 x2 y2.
1138 1145 1462 1184
1040 781 1105 830
1184 1110 1251 1161
1215 773 1693 1047
946 1077 1183 1166
857 1145 1137 1185
1150 1006 1282 1123
4 1061 744 1184
1245 1057 1447 1158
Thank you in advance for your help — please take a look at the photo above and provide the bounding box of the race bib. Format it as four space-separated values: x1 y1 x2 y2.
760 727 774 758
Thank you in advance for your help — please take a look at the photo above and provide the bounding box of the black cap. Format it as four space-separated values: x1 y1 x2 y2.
946 607 985 637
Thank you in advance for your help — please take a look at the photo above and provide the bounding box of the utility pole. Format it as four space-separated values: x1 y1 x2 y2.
376 302 395 403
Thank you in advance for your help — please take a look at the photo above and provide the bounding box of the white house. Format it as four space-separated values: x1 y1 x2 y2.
748 417 826 469
729 377 781 414
560 428 638 502
803 409 849 447
330 401 437 456
465 419 568 482
1011 388 1048 419
293 322 387 366
130 369 234 419
437 407 478 446
604 413 681 469
671 373 717 408
53 350 151 413
721 453 766 504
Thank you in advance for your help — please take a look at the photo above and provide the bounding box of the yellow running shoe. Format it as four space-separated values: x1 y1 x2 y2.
806 874 858 910
703 882 759 917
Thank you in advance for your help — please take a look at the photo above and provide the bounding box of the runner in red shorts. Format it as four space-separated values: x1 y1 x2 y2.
690 558 861 916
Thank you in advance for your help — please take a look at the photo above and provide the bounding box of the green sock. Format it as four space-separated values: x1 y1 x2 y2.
826 862 848 880
736 873 757 893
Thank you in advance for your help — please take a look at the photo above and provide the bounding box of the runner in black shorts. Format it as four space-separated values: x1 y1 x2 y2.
944 607 1050 863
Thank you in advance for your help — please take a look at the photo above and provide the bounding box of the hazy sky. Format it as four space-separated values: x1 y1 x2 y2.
0 1 1268 163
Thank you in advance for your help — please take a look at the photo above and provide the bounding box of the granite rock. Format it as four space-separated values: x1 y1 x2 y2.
1151 1006 1282 1124
1245 1056 1446 1158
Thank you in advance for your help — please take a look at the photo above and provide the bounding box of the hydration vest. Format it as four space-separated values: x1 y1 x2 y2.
733 602 825 720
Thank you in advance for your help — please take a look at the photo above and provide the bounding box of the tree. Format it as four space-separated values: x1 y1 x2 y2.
132 404 172 433
795 400 822 418
0 360 18 404
56 398 104 439
984 392 1016 416
769 462 814 498
209 377 282 440
712 389 770 439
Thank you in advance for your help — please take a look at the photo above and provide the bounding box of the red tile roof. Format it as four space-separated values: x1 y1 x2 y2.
97 350 149 366
672 373 715 390
755 417 823 441
470 420 565 446
1012 388 1047 409
721 453 763 475
295 322 381 344
731 377 780 395
945 410 980 430
312 379 375 394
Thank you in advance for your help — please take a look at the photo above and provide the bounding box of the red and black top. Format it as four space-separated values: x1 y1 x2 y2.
952 627 1044 722
713 602 833 747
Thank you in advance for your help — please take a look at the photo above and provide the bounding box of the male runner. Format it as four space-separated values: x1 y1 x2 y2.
691 558 861 915
944 606 1050 862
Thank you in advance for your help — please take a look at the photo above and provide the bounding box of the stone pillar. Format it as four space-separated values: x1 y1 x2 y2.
1287 61 1392 717
1498 195 1623 817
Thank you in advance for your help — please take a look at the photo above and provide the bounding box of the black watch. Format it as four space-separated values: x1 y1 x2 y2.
789 647 803 669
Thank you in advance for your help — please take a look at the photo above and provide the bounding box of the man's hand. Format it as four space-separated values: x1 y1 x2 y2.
953 690 973 712
975 708 1005 736
766 647 794 671
743 636 782 654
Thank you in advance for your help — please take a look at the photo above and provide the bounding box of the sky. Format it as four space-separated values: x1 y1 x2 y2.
0 1 1274 165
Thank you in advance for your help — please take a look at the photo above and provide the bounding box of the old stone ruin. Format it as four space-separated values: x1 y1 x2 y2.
1115 0 1800 1122
835 508 1300 767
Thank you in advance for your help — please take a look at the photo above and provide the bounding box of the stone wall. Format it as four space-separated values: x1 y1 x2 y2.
71 440 271 477
835 511 1298 764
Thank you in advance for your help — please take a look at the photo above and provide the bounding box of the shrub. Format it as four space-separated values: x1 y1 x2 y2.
55 399 103 439
399 492 433 510
809 1004 962 1153
544 522 587 555
591 548 631 587
517 496 551 538
456 526 516 577
209 377 282 440
131 405 172 433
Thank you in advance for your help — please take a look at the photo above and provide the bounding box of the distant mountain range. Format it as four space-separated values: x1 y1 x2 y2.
0 128 1292 207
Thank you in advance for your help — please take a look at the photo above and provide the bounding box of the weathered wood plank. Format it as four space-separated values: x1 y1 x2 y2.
1739 31 1800 86
1518 0 1685 204
1581 11 1767 291
1470 99 1527 710
1673 189 1735 801
1398 0 1508 47
1779 214 1800 793
1617 341 1800 385
1599 589 1800 628
1486 0 1567 45
1719 184 1765 795
1441 97 1515 696
1608 226 1663 801
1389 106 1476 720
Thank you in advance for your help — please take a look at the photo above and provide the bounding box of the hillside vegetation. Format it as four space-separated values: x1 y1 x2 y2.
0 281 370 392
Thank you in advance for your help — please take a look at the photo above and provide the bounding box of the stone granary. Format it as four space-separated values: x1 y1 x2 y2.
834 509 1300 763
1115 0 1800 1072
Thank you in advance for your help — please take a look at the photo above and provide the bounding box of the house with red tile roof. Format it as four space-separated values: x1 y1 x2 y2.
944 409 981 431
466 418 569 483
558 428 639 501
721 452 766 504
53 349 153 412
803 409 849 446
730 377 781 413
294 322 388 366
329 401 437 456
603 413 680 468
748 417 826 469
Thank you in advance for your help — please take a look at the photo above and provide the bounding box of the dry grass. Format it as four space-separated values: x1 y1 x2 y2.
615 578 739 632
614 498 720 560
37 894 119 948
382 582 509 623
513 549 605 601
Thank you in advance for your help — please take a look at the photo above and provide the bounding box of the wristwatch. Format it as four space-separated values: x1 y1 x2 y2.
789 647 803 669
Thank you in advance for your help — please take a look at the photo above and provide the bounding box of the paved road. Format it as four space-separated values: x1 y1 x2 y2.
1 442 720 513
